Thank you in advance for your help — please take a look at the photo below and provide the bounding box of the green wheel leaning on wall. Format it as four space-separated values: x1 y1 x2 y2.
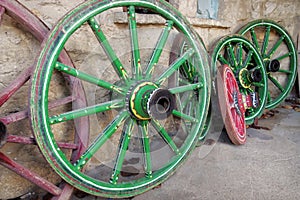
238 19 297 109
30 0 210 198
169 33 211 141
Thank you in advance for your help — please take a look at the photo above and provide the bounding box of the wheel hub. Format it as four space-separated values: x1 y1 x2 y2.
238 68 262 88
267 59 280 72
127 82 176 121
238 68 251 88
249 68 262 82
128 82 158 120
0 121 7 148
147 88 175 120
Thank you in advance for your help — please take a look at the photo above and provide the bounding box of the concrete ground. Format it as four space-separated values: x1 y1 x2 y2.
71 102 300 200
132 104 300 200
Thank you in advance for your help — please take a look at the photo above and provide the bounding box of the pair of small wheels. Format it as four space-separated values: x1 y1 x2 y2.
211 20 297 144
30 0 210 198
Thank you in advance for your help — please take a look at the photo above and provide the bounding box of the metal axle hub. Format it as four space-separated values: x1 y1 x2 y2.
238 68 262 88
147 88 175 120
128 82 158 120
267 59 280 72
249 69 262 82
0 120 7 148
127 81 176 121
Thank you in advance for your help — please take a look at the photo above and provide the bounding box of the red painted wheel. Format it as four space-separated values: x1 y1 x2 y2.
0 1 88 199
217 65 246 145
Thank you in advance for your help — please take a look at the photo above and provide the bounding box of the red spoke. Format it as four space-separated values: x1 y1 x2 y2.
6 135 78 149
0 152 62 196
0 95 73 125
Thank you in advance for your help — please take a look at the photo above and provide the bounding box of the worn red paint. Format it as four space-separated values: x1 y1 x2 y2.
0 152 62 196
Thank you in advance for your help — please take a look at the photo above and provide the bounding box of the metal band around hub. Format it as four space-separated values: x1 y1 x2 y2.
128 82 158 120
128 82 176 121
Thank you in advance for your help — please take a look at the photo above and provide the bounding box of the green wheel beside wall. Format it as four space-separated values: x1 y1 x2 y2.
30 0 210 198
169 33 211 141
238 19 297 109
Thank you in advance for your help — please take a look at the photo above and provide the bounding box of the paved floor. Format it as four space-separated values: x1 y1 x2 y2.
70 102 300 200
132 105 300 200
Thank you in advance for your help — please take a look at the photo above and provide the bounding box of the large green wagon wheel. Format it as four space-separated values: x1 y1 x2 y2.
211 35 268 125
238 19 297 109
169 33 210 141
30 0 210 198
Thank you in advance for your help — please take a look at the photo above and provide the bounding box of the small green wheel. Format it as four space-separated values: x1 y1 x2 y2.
30 0 210 198
169 33 210 141
211 35 268 125
238 19 298 109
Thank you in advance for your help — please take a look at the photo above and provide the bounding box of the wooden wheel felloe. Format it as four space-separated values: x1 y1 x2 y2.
30 0 210 197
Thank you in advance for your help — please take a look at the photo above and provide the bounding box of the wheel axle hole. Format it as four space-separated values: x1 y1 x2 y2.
250 69 263 82
156 97 171 114
148 89 175 120
0 121 7 148
268 59 280 72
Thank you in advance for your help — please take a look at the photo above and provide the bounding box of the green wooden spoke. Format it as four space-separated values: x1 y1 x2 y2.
169 82 203 94
49 99 124 124
226 43 237 68
145 20 173 79
128 6 142 80
156 48 194 85
110 119 134 184
179 77 192 85
151 119 180 155
242 50 253 68
245 87 254 94
55 62 126 95
172 109 198 123
267 91 272 103
237 42 243 66
252 82 265 88
138 121 152 178
180 61 195 82
88 18 129 84
275 52 291 61
217 54 231 66
180 91 194 111
250 28 260 51
75 111 129 170
278 69 292 74
267 35 285 57
182 98 197 129
261 25 271 56
268 74 285 92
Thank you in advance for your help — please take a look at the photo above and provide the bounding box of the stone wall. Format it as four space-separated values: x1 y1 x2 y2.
0 0 299 199
16 0 300 52
178 0 300 50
